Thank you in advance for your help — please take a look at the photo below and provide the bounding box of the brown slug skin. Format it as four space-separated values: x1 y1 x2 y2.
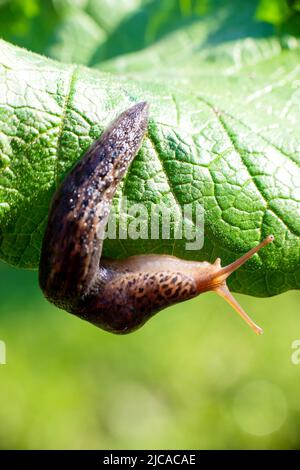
39 102 274 335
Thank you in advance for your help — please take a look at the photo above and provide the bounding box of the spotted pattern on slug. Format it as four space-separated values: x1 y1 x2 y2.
74 270 197 333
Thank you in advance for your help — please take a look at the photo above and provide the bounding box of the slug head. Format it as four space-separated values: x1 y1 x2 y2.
194 235 275 335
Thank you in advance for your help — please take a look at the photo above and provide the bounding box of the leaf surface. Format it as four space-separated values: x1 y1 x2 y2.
0 0 300 296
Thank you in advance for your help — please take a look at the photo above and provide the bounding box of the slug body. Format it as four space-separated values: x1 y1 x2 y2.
39 102 274 335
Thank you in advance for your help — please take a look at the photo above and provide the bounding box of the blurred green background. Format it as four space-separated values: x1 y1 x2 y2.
0 262 300 449
1 0 300 450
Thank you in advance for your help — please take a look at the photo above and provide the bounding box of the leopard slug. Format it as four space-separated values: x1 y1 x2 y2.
39 101 274 335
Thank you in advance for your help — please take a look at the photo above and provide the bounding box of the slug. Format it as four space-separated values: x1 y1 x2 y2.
39 101 274 335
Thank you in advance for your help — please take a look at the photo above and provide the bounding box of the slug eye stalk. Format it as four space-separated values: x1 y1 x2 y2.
210 235 274 335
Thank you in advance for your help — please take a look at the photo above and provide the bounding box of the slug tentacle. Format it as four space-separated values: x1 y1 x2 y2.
212 235 274 284
215 283 263 335
39 102 274 336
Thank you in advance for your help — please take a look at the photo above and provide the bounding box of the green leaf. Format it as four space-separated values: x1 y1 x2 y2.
0 0 300 297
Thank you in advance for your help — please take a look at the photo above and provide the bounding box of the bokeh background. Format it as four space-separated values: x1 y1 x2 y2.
0 263 300 449
0 0 300 450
